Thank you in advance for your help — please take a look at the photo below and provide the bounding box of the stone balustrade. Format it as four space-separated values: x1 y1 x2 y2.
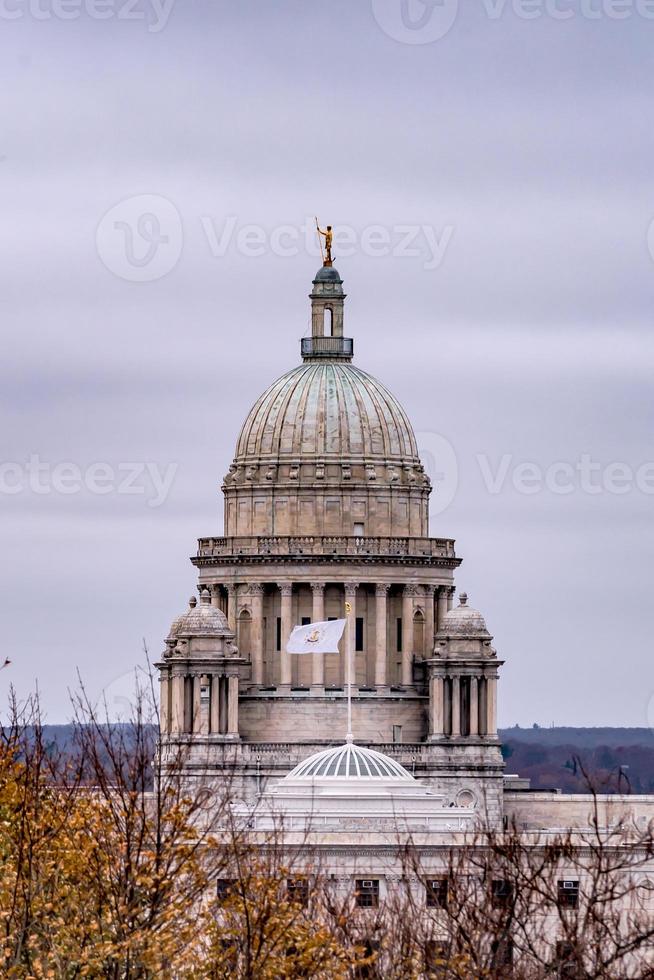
196 534 456 560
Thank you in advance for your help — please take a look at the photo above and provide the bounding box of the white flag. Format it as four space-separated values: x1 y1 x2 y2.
286 618 347 655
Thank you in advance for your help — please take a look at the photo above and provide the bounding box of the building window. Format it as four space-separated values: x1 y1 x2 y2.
491 878 513 909
558 879 579 909
354 939 380 979
216 878 237 903
424 941 449 975
555 941 579 978
396 617 403 652
276 616 281 652
426 878 448 909
353 522 365 537
491 936 513 970
355 616 364 652
355 879 380 908
301 616 310 626
287 877 309 907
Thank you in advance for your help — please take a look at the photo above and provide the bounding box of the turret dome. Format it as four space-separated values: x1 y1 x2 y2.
438 593 490 637
167 591 230 640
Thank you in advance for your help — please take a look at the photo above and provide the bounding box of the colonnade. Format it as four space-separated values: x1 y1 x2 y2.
209 580 456 691
429 672 498 739
160 668 240 738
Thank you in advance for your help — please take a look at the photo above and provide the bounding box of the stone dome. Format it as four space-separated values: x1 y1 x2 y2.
438 593 490 637
167 591 231 640
286 741 414 781
235 362 420 464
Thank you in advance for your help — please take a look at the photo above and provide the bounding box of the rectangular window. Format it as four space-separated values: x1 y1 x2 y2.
301 616 310 626
276 617 281 652
491 879 513 909
355 879 380 908
426 878 448 909
558 879 579 909
355 939 380 980
396 617 403 652
355 616 364 652
491 937 513 969
216 878 237 903
555 941 578 978
353 522 365 537
287 877 309 907
424 941 449 975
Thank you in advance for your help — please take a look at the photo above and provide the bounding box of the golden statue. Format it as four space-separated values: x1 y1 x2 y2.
315 217 333 267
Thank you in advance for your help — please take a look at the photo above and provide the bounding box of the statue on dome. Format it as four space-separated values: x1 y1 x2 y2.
315 217 333 266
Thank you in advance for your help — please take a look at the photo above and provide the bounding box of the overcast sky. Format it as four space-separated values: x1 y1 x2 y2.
2 0 653 726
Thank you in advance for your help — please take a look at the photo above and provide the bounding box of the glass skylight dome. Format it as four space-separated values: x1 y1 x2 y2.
286 741 414 781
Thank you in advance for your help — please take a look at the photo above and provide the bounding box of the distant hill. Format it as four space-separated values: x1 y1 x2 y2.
12 724 654 794
499 728 654 793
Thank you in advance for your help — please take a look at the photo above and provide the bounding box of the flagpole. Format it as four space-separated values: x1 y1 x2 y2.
345 601 353 742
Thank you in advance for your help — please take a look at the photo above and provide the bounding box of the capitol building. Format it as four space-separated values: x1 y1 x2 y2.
155 259 654 921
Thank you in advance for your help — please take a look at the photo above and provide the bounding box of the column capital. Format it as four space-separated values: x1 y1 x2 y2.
310 581 325 594
448 585 456 597
375 583 391 597
423 584 436 597
404 584 421 598
344 582 359 597
226 583 237 595
280 582 293 597
249 583 265 596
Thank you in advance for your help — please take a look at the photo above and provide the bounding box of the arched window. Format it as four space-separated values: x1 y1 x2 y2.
413 608 424 655
323 307 333 337
238 609 251 658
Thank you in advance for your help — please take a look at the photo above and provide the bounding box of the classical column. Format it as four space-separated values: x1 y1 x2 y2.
279 583 293 687
227 674 239 737
487 676 498 736
226 584 237 632
192 675 202 733
344 582 358 689
210 674 220 734
310 582 325 689
451 675 461 737
437 586 449 632
199 674 211 735
430 674 444 737
374 584 390 689
424 585 435 656
159 671 170 734
250 584 264 686
470 675 479 737
401 585 418 686
210 584 222 610
171 672 185 733
447 586 455 611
